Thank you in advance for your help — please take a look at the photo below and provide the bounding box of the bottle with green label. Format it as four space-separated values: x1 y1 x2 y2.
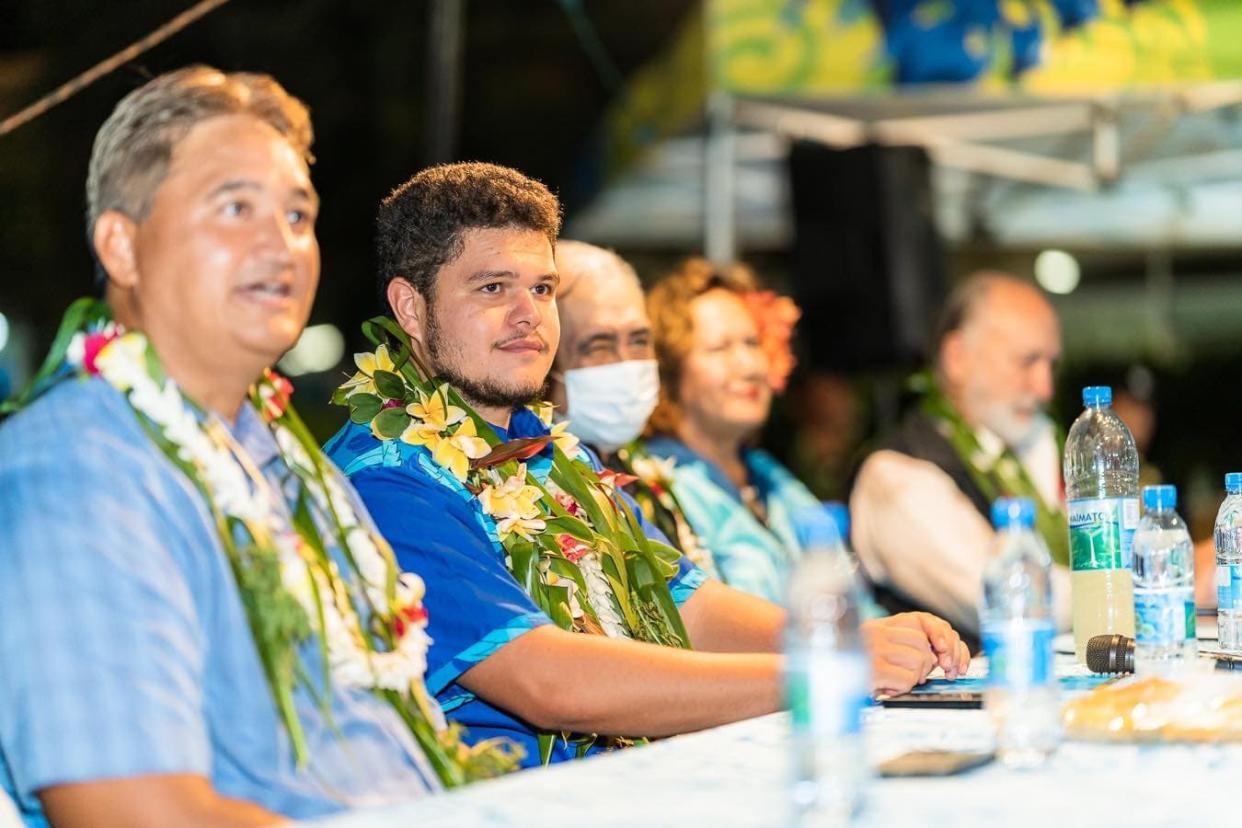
1063 386 1138 663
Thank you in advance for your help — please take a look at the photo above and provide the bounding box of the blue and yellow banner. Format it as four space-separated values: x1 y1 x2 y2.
709 0 1242 95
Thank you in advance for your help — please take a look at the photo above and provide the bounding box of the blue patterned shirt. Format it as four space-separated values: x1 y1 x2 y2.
324 406 705 767
0 378 439 827
642 437 832 603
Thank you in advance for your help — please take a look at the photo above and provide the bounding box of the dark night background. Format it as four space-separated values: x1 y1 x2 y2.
3 0 1242 536
0 0 697 339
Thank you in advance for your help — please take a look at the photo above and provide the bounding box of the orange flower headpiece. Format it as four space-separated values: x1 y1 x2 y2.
742 290 800 393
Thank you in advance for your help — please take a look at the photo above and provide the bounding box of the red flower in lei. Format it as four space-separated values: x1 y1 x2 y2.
258 369 295 423
557 533 589 563
393 604 429 638
553 489 583 517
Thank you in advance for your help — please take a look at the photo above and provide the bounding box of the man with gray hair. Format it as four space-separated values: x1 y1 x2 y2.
850 273 1071 649
0 67 444 827
548 241 659 458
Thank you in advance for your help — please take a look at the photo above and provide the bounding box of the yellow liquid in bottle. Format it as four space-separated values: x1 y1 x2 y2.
1071 568 1136 663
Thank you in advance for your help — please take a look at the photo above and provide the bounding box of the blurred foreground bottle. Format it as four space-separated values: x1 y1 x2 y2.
1214 473 1242 653
787 518 868 826
1063 386 1138 662
981 497 1060 769
1132 485 1197 673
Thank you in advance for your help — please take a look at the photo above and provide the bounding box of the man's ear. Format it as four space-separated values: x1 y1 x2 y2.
387 277 427 344
92 210 140 289
940 330 967 387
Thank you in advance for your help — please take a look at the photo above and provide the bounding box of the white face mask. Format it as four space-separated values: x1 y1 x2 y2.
562 359 660 453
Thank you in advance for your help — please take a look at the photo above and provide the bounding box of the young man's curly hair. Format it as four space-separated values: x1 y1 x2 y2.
375 161 562 302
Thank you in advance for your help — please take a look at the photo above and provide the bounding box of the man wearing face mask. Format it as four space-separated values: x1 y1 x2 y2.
549 241 720 577
548 241 659 458
850 273 1071 649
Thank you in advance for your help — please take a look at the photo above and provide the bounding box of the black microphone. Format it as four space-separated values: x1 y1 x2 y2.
1085 633 1135 674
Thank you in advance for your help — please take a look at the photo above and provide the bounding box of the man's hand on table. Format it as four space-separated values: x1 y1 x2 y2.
861 612 972 695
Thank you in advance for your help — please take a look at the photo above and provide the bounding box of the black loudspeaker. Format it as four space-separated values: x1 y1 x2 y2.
788 141 946 372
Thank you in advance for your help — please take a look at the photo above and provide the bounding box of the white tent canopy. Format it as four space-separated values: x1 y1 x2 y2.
567 84 1242 253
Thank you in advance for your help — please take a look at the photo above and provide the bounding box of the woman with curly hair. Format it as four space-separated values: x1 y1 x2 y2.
641 257 830 602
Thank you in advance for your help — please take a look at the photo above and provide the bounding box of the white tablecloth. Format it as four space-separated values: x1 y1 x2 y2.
309 660 1242 828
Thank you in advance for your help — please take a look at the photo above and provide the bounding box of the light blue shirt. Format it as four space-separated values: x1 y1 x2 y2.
643 437 830 603
0 377 439 827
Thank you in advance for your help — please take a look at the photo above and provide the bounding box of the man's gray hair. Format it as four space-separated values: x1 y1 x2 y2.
555 240 640 300
86 65 313 280
931 270 1031 361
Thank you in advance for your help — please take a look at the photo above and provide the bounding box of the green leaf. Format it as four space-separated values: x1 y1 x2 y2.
3 296 109 413
544 515 596 543
347 393 383 424
549 446 615 537
548 557 592 610
373 369 407 401
372 407 411 439
508 540 540 593
538 733 556 766
646 540 683 580
633 557 691 648
546 586 575 629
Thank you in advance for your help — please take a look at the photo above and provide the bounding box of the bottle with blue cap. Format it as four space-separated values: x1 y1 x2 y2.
1132 485 1197 671
1063 385 1138 663
786 508 869 824
980 497 1059 768
1214 473 1242 653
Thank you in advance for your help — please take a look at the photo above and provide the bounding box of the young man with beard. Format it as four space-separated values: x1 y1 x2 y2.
325 162 972 767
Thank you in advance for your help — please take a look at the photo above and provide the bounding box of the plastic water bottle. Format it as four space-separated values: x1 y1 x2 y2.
1063 386 1138 663
786 519 869 826
1132 485 1197 672
980 497 1060 769
1214 473 1242 653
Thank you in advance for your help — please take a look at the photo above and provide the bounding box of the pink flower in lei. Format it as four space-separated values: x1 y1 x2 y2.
557 533 589 563
553 488 583 518
81 325 123 375
256 369 295 423
742 290 801 393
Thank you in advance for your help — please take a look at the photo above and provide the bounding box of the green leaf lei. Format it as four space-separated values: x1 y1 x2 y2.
919 380 1070 567
335 317 693 763
6 299 520 786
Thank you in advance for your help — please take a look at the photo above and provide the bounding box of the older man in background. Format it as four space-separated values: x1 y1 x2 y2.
850 273 1071 648
548 241 722 577
547 240 659 459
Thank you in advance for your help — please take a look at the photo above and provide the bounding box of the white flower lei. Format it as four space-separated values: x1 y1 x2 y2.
79 331 430 695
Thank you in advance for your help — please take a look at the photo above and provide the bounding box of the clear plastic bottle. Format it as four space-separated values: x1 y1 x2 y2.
786 519 869 826
1214 473 1242 653
1063 385 1139 662
980 497 1060 769
1132 485 1197 672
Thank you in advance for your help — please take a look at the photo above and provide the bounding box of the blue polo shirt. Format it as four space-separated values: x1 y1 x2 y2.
324 407 705 767
0 378 440 827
